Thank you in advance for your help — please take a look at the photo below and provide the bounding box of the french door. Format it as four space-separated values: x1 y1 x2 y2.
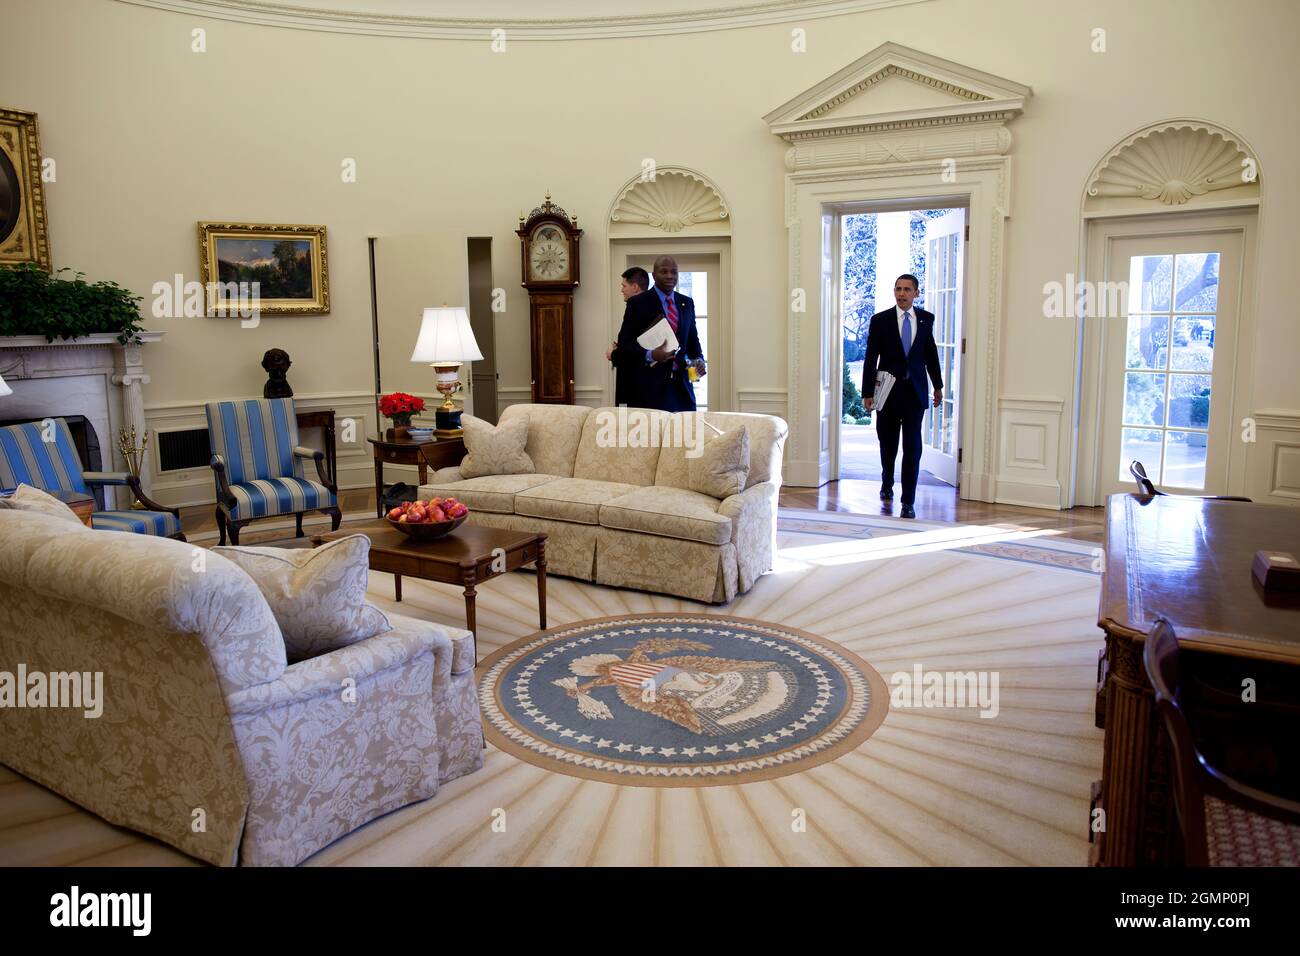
919 209 964 486
1096 231 1243 497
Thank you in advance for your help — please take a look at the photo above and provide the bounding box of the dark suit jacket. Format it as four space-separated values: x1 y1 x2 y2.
610 337 637 407
615 286 703 411
862 306 943 409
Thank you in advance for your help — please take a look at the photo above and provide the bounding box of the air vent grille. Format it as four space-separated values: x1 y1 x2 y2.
157 427 212 472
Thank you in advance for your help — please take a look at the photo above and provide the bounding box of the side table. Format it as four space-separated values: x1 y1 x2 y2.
48 490 95 527
367 435 465 517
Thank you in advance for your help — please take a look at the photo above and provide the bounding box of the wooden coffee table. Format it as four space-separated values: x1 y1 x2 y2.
314 521 546 665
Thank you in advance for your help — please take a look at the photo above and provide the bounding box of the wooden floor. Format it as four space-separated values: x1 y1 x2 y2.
178 480 1105 547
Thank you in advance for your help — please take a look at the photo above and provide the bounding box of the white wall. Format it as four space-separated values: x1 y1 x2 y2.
2 0 1297 504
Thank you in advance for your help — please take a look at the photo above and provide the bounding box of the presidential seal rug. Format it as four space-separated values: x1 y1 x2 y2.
479 612 888 787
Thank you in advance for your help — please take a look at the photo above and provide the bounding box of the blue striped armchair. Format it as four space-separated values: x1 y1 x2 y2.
0 418 184 538
205 398 341 545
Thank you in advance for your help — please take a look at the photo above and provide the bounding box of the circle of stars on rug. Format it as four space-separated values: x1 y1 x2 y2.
478 613 888 787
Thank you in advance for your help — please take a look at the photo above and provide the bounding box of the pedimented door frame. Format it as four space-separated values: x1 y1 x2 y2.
765 42 1030 495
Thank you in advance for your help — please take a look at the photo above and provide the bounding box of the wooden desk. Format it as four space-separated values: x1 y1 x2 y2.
1093 493 1300 866
367 435 465 517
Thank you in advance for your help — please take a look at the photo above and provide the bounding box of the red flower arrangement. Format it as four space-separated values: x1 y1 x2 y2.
379 392 425 422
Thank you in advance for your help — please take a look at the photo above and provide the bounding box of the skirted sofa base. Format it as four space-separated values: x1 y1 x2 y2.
462 509 742 604
418 405 787 605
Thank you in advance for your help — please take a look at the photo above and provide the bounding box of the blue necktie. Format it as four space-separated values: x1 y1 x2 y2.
901 311 913 356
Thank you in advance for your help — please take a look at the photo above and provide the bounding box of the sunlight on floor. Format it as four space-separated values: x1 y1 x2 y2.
772 523 1069 571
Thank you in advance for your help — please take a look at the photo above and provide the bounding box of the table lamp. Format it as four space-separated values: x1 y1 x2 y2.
410 306 483 438
0 372 12 397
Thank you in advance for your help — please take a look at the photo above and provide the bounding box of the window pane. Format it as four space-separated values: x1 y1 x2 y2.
1174 252 1219 312
1168 373 1212 428
1128 255 1172 313
1123 371 1166 426
1120 428 1163 483
1126 314 1170 370
1171 316 1215 371
1164 430 1207 490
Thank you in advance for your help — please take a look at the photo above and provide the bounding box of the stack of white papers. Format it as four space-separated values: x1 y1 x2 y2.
637 318 679 354
872 370 896 410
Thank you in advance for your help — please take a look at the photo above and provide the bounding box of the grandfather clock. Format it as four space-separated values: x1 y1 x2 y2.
517 194 582 404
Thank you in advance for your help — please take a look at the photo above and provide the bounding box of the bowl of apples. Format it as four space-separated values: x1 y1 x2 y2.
386 497 470 540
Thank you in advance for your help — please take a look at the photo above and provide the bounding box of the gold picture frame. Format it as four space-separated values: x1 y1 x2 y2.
198 221 329 315
0 107 51 271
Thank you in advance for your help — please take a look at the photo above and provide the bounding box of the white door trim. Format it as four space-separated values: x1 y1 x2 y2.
1075 208 1259 505
782 159 1009 496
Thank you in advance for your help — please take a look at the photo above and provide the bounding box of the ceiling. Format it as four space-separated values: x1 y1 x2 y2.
117 0 931 39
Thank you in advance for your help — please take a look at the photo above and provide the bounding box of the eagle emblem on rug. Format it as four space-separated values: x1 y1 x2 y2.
552 637 797 736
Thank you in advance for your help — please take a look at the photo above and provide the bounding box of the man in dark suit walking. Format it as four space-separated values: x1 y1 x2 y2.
862 274 944 519
615 255 706 411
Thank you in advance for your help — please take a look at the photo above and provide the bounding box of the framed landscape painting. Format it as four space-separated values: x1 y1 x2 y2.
198 222 329 315
0 107 51 271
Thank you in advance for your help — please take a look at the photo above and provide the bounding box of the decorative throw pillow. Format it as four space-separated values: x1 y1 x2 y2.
458 414 534 479
0 484 88 528
214 534 390 660
687 426 750 499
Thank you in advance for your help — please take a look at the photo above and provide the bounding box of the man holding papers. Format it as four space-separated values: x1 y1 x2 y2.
615 255 706 411
862 274 944 519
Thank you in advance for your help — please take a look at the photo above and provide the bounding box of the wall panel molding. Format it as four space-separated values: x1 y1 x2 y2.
1247 408 1300 504
995 395 1064 509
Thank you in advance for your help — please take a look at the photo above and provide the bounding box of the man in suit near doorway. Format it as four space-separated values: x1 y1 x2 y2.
615 255 706 411
605 266 650 406
862 274 944 519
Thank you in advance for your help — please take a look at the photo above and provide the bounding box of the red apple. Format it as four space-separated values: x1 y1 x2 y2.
431 507 446 522
387 506 404 520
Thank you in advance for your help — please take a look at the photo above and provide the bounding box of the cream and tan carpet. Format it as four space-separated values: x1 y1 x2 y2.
0 510 1105 866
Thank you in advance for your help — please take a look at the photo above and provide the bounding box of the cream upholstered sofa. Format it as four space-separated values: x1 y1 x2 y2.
418 404 788 603
0 508 482 867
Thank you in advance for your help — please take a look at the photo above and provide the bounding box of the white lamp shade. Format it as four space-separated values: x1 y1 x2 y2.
0 373 11 397
410 307 484 364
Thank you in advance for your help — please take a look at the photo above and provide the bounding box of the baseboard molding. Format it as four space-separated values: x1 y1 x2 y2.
960 470 997 503
784 458 820 487
188 508 379 546
994 477 1063 510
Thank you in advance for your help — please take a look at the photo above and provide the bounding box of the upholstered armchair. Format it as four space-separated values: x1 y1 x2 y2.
0 417 184 538
0 508 483 866
205 398 341 545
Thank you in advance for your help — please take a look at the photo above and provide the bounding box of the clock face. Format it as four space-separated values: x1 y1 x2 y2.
529 224 570 281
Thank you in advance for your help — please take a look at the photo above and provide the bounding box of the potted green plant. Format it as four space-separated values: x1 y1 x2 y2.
0 264 145 345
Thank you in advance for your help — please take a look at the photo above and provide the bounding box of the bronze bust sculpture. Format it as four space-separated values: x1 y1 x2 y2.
262 348 294 398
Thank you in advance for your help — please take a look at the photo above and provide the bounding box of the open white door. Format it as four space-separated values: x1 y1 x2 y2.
919 209 964 486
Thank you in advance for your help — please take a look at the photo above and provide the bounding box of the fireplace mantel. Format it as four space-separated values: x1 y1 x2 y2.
0 331 166 507
0 331 165 350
